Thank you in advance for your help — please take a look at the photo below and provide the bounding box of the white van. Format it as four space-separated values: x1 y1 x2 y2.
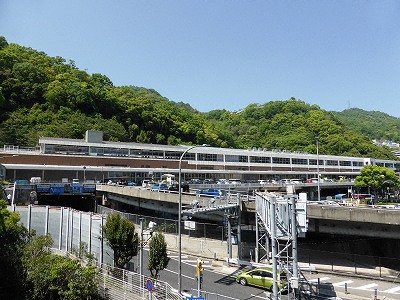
30 177 41 184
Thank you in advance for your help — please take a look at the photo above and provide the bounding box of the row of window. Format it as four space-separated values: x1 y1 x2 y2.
42 144 398 169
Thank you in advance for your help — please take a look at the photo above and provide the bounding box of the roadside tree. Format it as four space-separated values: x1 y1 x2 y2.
355 165 400 198
148 231 170 279
102 212 139 268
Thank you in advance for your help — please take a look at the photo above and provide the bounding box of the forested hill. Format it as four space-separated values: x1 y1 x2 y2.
0 36 396 160
334 108 400 143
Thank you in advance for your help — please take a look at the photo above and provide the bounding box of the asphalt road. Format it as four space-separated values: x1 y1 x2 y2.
139 249 400 300
141 250 291 300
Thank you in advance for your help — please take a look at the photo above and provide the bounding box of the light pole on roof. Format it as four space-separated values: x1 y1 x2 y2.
178 144 208 295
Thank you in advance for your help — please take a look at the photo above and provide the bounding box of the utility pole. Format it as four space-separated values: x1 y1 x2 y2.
139 218 144 279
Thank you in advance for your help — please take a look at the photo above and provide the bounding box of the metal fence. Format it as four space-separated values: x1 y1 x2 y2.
98 264 181 300
50 247 181 300
8 204 229 267
8 205 114 266
98 206 229 241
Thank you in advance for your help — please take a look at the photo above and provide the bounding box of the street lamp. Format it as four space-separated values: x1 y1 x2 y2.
178 144 208 294
316 137 321 202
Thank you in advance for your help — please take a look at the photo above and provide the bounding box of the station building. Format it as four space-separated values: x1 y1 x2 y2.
1 130 399 184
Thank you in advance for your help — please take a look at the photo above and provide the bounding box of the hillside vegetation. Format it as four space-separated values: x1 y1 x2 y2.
0 36 397 160
334 108 400 143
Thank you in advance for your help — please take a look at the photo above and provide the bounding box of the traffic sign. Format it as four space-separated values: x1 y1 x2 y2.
146 279 153 292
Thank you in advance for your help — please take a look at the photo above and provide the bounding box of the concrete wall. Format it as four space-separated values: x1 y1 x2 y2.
161 231 237 260
307 204 400 225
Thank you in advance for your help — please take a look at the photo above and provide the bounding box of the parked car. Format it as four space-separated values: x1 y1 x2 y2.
159 183 169 191
236 267 287 291
195 188 224 196
168 183 190 192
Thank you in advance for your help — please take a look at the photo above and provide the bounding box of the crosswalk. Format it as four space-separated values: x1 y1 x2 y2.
308 276 400 295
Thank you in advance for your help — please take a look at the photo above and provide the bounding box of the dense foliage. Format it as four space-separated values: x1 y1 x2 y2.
355 165 400 197
205 100 397 159
0 36 397 159
334 108 400 144
24 234 100 300
0 202 102 299
0 200 29 299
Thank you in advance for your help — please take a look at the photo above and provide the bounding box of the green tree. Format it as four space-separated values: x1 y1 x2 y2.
0 200 29 299
24 234 100 300
102 213 138 268
0 36 8 50
147 231 170 279
355 165 400 197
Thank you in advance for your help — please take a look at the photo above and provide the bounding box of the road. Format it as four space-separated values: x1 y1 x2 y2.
140 250 276 299
305 272 400 300
139 250 400 300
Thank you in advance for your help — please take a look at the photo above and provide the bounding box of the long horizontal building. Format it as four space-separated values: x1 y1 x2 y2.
1 130 399 183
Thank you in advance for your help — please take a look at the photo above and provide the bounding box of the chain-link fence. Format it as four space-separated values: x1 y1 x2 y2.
98 206 229 241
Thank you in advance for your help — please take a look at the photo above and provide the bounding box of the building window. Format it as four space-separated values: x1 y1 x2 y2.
339 161 351 166
292 158 308 165
272 157 290 164
198 153 223 162
309 159 324 166
250 156 271 163
326 160 338 166
165 151 184 159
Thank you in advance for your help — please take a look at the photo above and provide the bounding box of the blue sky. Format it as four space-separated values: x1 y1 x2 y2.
1 1 400 116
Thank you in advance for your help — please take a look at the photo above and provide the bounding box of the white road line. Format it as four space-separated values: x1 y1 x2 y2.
251 293 269 299
355 283 378 290
308 277 330 282
168 255 189 259
182 260 210 264
333 280 354 287
382 286 400 294
164 268 195 280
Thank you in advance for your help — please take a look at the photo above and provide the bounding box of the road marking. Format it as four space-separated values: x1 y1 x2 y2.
382 286 400 294
182 260 210 264
354 283 378 290
251 293 269 299
333 280 354 287
164 268 195 280
168 255 189 259
308 277 330 282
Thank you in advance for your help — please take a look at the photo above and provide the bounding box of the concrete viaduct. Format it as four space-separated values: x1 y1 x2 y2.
95 184 400 240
